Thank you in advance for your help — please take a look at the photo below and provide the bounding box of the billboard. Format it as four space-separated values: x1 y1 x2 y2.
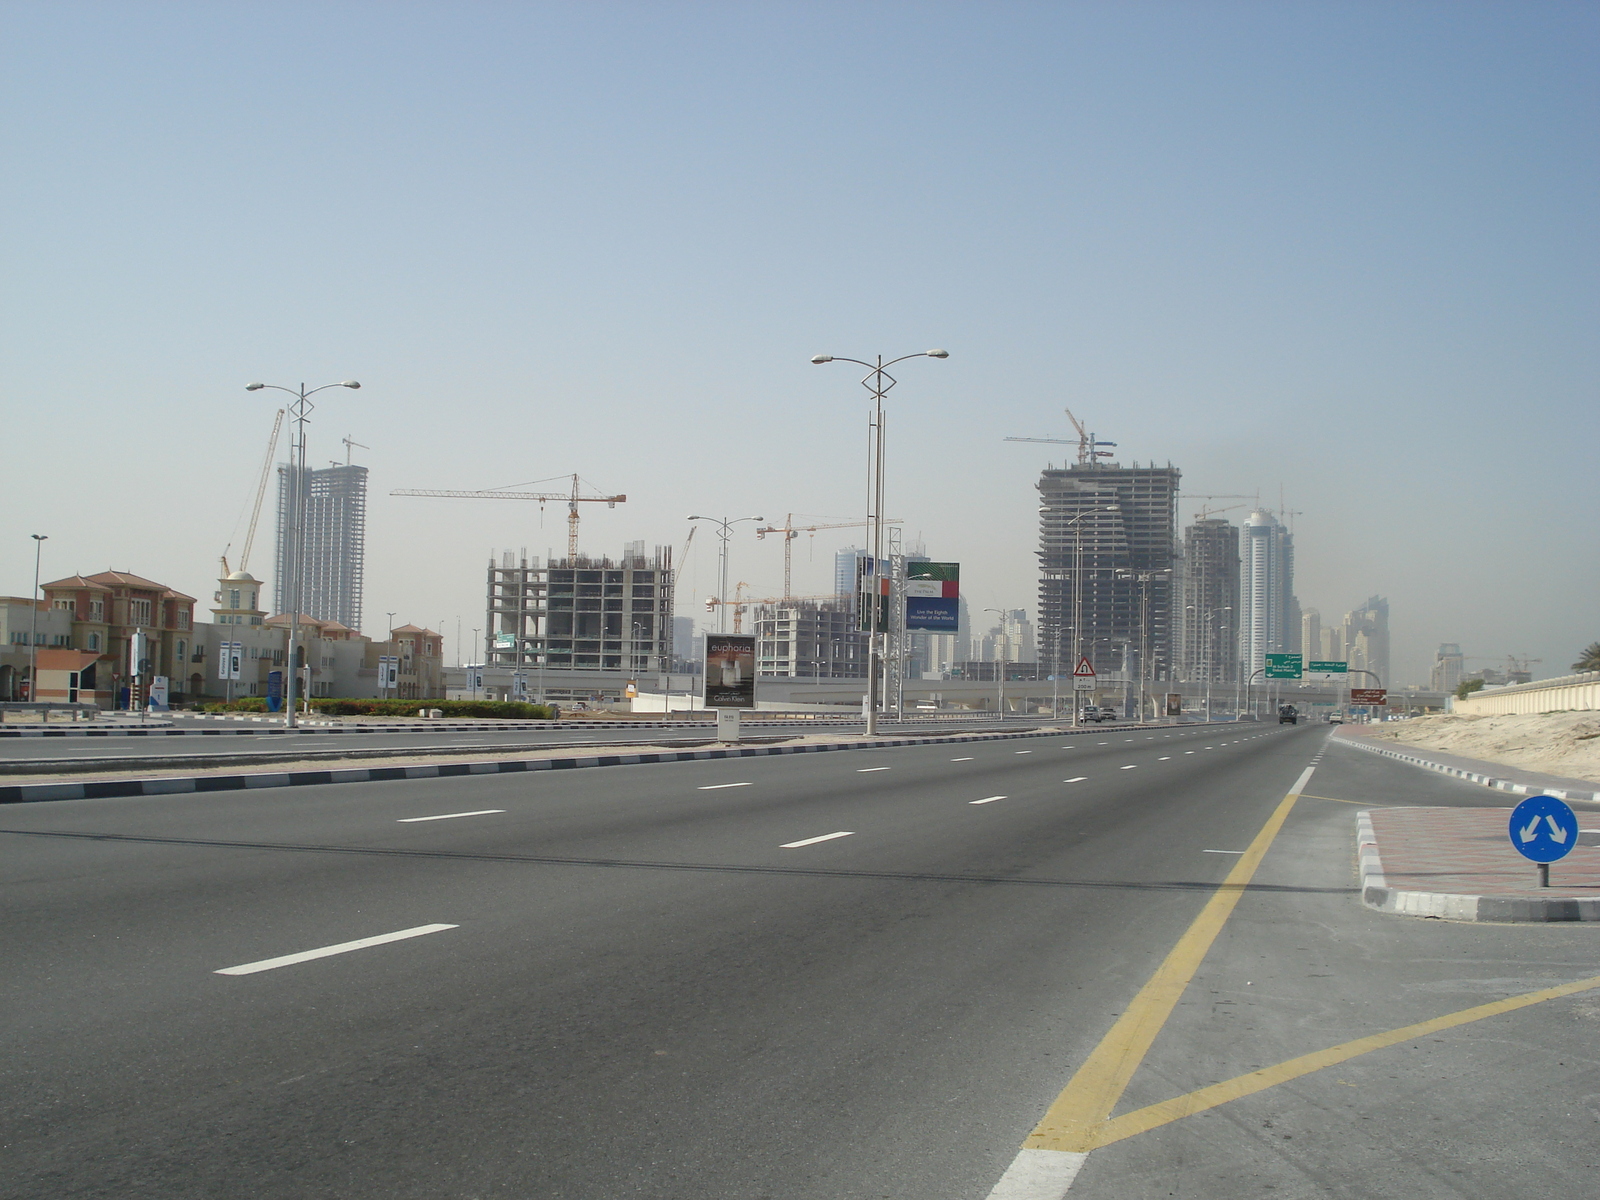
1350 688 1387 705
703 634 756 709
856 556 889 632
1165 693 1183 717
905 562 959 632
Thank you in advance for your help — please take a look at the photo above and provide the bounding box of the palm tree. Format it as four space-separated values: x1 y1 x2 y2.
1574 642 1600 673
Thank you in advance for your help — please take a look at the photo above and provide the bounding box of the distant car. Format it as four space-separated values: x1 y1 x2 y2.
1328 715 1344 725
1278 705 1299 725
1080 705 1118 723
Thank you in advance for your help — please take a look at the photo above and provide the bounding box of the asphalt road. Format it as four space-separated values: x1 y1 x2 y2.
3 724 1597 1198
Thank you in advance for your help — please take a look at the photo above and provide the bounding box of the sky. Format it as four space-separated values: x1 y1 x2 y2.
2 0 1595 687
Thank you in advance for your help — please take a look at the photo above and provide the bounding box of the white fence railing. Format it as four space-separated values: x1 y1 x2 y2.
1453 670 1600 715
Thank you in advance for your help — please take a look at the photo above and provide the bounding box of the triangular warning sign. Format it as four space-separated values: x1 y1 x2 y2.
1073 656 1096 677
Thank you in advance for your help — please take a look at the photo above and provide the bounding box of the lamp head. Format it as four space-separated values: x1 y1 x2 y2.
927 349 949 359
341 381 361 389
810 355 833 364
32 533 46 542
245 383 265 391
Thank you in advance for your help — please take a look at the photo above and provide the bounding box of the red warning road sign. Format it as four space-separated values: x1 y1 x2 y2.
1073 656 1096 677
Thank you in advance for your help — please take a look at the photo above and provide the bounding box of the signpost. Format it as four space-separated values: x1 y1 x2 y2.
1072 656 1096 692
1264 653 1303 680
378 654 399 697
1508 794 1579 887
1350 688 1387 706
1308 660 1347 673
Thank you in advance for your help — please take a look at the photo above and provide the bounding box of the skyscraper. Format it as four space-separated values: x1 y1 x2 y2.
1178 517 1240 683
275 463 367 632
1038 459 1180 681
1342 596 1391 686
1239 509 1296 681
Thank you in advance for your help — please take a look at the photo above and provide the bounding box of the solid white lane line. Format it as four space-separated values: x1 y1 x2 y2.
970 796 1007 805
781 831 855 848
858 767 891 773
215 924 458 976
698 782 753 790
1203 849 1245 855
397 810 504 823
951 756 975 761
1064 776 1088 783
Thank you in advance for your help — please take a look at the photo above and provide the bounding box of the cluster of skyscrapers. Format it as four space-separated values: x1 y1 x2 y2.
1033 446 1389 691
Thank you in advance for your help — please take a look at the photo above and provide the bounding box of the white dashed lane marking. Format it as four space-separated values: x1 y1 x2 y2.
781 831 855 849
216 924 458 976
397 810 504 823
970 796 1007 805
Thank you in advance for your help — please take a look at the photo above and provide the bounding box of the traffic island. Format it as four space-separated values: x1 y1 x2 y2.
1358 806 1600 922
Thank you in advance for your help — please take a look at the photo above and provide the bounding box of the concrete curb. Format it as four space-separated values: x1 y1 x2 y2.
0 721 1237 805
1356 809 1600 922
1337 734 1600 804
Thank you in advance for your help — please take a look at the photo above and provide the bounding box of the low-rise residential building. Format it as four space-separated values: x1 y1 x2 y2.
39 570 197 705
0 597 76 700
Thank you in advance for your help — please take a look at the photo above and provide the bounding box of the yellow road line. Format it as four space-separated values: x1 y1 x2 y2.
1301 793 1386 805
1021 766 1311 1154
1085 972 1600 1149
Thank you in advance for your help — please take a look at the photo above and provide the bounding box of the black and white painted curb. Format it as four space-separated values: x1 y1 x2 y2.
0 722 1238 805
1337 734 1600 804
0 715 999 738
1357 809 1600 923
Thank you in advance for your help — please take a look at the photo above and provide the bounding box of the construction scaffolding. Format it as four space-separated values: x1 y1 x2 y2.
484 547 674 682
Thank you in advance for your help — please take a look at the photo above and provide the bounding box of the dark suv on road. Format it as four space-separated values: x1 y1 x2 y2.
1278 704 1298 725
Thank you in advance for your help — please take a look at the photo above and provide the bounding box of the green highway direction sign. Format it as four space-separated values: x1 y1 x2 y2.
1264 653 1303 679
1308 660 1348 673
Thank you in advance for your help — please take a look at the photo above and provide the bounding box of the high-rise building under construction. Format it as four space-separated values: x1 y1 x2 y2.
275 463 367 632
1037 455 1180 683
1178 517 1241 683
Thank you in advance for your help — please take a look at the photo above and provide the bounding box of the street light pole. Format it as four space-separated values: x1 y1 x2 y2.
28 534 46 704
985 608 1007 716
246 379 360 728
811 350 948 735
687 515 766 635
1065 507 1118 727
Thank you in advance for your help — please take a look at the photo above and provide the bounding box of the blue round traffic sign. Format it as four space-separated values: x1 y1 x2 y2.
1508 795 1579 864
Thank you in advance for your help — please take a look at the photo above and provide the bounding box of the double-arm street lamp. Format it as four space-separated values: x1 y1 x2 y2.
687 515 766 635
246 379 360 728
810 350 948 734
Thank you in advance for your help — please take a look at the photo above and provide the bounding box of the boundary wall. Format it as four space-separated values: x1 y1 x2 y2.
1453 671 1600 716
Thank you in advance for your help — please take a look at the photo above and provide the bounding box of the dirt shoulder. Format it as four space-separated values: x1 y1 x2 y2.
1364 710 1600 784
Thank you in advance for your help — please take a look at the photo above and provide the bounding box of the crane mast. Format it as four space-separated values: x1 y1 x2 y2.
222 407 285 577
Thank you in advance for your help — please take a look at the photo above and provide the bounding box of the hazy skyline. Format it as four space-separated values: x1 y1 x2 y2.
3 2 1595 687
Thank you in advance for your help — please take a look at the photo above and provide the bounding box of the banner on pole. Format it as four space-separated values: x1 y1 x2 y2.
905 562 959 632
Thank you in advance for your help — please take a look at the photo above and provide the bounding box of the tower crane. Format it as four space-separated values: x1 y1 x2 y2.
755 514 903 599
221 408 285 577
337 435 369 467
1005 407 1117 466
391 474 625 560
1180 494 1256 522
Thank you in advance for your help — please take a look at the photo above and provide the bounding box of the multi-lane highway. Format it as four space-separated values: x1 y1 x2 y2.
3 724 1596 1198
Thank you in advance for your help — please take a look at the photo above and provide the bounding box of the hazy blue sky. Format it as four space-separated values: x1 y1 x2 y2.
3 1 1595 686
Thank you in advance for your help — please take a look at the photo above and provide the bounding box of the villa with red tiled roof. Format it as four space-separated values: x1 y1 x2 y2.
37 570 197 706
